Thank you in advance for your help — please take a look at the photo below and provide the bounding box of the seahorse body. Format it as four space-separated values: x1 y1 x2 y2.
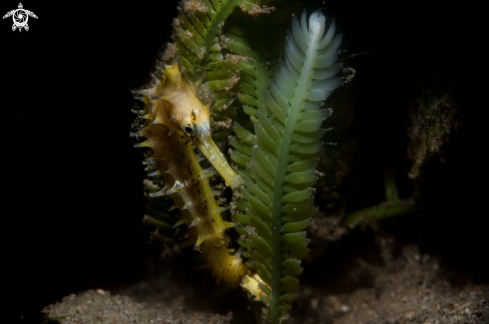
132 64 246 287
132 64 244 189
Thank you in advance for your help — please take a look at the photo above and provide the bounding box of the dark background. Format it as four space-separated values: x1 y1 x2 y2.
2 1 485 323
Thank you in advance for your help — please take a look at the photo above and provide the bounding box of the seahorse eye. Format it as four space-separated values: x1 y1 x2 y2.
184 123 195 135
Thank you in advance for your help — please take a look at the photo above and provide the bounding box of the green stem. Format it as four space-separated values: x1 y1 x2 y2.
344 199 419 227
345 167 418 227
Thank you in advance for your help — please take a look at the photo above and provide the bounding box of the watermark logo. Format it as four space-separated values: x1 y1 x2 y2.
3 3 37 32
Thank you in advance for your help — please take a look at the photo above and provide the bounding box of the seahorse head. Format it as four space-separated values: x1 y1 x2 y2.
158 65 211 136
132 63 244 189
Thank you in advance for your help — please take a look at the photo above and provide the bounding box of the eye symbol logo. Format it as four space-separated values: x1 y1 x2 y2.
3 3 38 32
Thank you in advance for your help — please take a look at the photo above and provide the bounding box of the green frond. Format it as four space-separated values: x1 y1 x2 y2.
172 0 240 113
173 0 237 74
224 0 301 125
237 10 343 323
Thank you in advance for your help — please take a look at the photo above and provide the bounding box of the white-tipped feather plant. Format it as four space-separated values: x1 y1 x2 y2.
233 10 343 323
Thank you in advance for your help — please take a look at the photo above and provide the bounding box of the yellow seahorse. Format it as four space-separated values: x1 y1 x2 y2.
131 63 246 287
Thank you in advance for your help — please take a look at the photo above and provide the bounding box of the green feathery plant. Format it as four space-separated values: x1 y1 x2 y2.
232 10 342 323
133 1 343 323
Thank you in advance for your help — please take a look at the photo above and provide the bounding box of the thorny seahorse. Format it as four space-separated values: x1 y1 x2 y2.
131 61 246 287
